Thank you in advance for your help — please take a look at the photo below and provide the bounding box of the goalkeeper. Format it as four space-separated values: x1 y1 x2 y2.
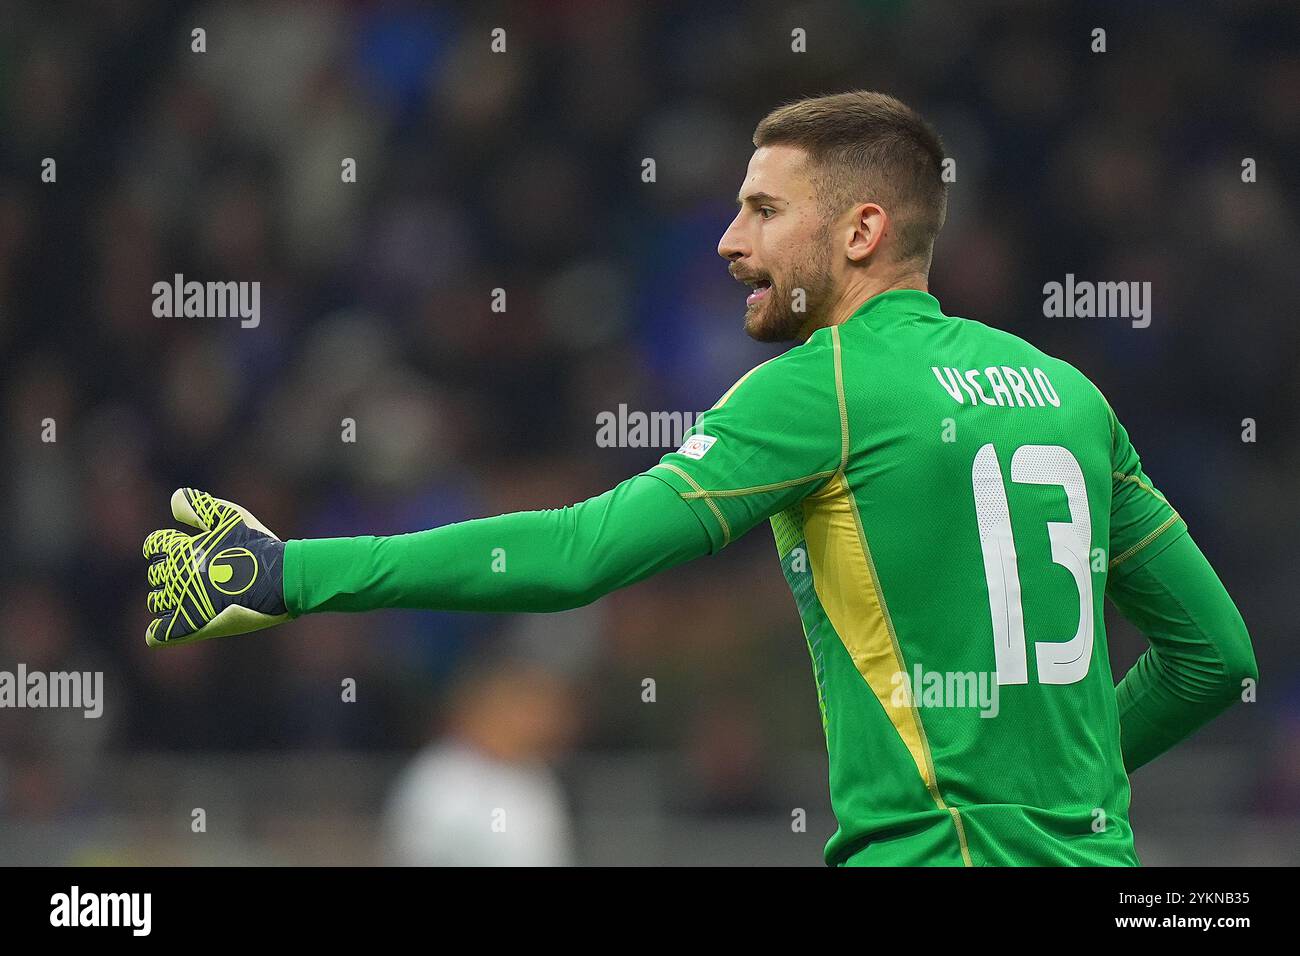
144 91 1257 866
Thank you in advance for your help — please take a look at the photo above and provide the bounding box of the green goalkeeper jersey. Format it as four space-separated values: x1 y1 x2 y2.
648 289 1187 866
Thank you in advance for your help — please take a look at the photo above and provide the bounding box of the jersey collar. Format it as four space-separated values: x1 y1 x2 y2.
842 289 943 326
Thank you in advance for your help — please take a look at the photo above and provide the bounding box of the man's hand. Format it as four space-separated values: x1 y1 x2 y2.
143 488 290 647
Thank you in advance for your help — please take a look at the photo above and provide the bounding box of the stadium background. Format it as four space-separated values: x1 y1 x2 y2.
1 0 1297 864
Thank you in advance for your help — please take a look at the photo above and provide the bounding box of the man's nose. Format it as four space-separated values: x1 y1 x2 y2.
717 214 748 261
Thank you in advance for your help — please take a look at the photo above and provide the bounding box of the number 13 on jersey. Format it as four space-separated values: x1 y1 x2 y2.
971 443 1095 686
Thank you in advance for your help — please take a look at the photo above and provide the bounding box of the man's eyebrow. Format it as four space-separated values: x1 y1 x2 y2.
736 191 785 207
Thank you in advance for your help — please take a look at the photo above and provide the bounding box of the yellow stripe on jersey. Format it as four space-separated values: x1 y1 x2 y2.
801 470 974 866
830 326 850 471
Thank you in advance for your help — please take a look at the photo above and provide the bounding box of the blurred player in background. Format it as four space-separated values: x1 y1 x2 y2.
383 657 577 867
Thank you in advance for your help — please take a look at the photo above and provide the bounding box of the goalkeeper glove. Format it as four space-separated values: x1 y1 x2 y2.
143 488 290 647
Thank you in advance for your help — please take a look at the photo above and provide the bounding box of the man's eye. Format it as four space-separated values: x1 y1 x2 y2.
759 206 776 220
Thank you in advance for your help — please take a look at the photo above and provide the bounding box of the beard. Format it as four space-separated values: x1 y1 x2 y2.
743 232 837 344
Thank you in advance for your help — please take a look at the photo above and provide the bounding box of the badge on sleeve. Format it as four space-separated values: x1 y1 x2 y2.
677 434 718 460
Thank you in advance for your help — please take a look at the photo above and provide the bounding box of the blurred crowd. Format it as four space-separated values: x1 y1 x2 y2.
1 0 1298 857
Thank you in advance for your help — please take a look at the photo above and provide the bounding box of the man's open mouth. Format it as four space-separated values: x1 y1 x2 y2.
744 278 772 305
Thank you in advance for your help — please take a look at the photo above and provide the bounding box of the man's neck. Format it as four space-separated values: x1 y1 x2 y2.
826 273 929 328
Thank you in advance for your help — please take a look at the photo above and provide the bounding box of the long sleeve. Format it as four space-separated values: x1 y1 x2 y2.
281 472 711 615
1108 531 1258 772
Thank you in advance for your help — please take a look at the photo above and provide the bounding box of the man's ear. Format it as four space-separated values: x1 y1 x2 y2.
845 202 889 263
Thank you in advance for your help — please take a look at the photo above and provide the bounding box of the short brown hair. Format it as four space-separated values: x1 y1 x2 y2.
753 91 948 268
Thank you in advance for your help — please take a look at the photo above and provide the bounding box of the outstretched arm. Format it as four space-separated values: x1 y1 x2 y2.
145 337 843 646
143 474 710 646
284 473 709 615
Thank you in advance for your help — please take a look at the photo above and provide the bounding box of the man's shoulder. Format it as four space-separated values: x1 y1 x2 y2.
941 312 1108 403
951 311 1056 359
710 331 839 412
